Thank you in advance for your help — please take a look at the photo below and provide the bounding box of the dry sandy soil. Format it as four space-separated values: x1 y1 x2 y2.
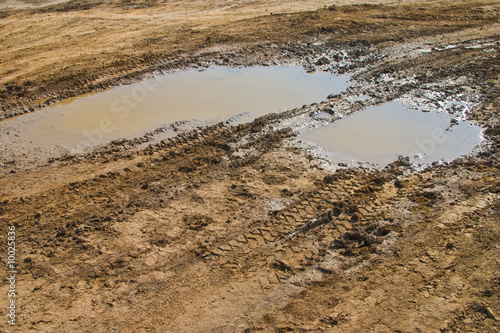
0 0 499 332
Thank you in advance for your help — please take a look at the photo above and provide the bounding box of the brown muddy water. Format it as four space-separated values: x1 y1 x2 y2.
299 102 483 167
0 66 349 150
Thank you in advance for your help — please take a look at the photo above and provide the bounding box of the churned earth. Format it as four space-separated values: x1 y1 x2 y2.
0 1 499 332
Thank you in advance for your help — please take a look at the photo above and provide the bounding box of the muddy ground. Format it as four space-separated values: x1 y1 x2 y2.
0 0 499 332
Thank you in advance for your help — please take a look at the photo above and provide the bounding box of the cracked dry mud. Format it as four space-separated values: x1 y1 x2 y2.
0 1 499 332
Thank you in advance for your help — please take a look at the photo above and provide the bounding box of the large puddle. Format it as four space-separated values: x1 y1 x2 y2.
2 66 349 149
299 102 483 167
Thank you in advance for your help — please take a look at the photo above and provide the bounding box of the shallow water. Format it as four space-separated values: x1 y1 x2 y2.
299 102 483 167
3 66 349 149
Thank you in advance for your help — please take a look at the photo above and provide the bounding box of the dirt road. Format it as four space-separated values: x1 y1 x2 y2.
0 1 499 332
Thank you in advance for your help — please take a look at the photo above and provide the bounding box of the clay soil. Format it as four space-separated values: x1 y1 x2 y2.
0 0 499 332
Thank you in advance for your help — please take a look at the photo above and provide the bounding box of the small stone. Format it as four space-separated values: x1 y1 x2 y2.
315 56 331 66
485 307 498 321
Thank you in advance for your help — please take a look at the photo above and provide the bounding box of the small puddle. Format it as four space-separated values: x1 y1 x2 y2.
299 102 483 167
2 66 349 149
